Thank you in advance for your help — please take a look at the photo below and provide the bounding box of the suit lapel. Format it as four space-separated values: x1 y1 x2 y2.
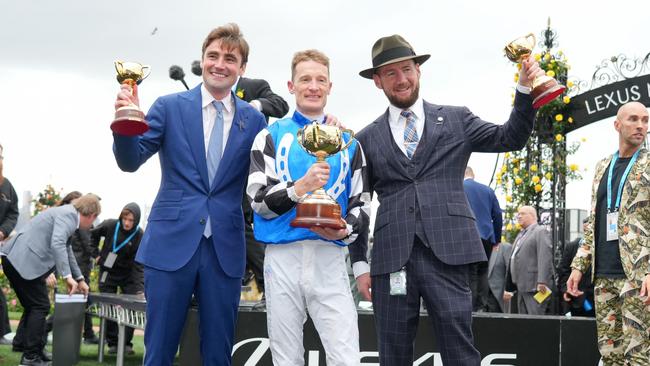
181 86 210 191
211 92 248 191
374 110 409 177
415 101 444 176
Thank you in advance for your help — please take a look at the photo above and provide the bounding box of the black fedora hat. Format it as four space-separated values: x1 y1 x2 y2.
359 34 430 79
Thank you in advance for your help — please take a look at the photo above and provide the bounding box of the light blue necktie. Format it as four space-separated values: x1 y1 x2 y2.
204 100 224 237
401 109 419 159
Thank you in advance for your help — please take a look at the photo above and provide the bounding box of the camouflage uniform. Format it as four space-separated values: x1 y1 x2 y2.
572 148 650 365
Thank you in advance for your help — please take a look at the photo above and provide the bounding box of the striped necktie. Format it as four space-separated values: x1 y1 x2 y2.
204 100 224 238
207 100 224 186
401 109 419 159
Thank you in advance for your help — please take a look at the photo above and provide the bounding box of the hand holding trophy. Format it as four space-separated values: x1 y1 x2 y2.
112 61 151 136
505 33 566 109
290 122 355 230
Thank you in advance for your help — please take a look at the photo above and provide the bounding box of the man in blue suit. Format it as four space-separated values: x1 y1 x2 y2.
112 23 267 366
350 34 543 365
463 166 502 312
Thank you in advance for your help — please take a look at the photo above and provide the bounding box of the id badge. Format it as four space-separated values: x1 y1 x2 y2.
389 268 407 296
100 271 108 284
606 211 619 241
104 252 117 269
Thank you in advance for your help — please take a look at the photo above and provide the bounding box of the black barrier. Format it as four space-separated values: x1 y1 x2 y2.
178 305 602 365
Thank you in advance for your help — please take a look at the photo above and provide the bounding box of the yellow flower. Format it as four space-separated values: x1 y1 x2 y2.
496 178 502 185
517 63 522 70
546 70 556 78
504 152 511 158
568 117 574 123
514 73 519 82
512 158 519 165
534 53 541 61
555 134 563 142
555 114 563 122
496 172 502 179
544 53 551 61
505 195 513 203
236 88 245 99
570 164 579 172
530 164 538 172
567 80 574 88
501 165 507 173
534 184 543 192
532 175 540 184
513 168 519 175
545 172 553 180
515 177 523 185
506 223 513 231
563 96 571 104
515 223 522 230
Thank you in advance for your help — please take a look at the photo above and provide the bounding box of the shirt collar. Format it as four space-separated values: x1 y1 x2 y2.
388 97 424 124
201 84 234 114
292 110 325 127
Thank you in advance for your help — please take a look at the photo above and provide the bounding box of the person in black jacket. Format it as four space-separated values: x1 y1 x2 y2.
91 202 144 354
558 218 595 317
0 143 19 345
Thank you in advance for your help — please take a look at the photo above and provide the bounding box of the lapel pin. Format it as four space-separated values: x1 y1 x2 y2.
436 116 443 124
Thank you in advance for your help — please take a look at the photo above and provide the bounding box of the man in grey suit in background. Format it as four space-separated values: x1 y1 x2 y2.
350 34 543 365
487 242 513 313
1 194 99 366
504 206 553 315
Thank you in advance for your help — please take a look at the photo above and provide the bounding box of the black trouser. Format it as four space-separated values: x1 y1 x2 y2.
245 224 265 293
80 272 95 339
99 272 136 347
2 257 49 357
469 238 493 312
0 285 11 336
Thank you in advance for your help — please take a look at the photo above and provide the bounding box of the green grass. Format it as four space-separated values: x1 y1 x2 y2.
0 336 147 366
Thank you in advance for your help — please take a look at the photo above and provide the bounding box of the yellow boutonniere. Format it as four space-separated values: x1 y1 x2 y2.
236 88 245 99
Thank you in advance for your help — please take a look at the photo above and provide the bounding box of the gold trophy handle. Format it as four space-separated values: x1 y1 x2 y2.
140 65 151 82
525 33 536 48
339 128 355 151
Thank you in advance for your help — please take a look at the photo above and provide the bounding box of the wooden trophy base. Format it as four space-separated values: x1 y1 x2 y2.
531 78 566 109
291 201 346 230
112 106 149 136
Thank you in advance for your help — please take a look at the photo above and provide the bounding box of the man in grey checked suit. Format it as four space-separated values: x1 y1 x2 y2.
349 34 543 365
504 206 553 315
1 194 99 366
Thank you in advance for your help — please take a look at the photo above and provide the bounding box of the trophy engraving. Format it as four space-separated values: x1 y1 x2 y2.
504 33 566 108
112 61 151 136
290 122 355 230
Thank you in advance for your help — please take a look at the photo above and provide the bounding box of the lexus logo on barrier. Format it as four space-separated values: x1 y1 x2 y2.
233 337 518 366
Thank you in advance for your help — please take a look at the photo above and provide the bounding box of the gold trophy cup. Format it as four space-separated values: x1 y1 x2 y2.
290 122 355 230
504 33 566 109
112 61 151 136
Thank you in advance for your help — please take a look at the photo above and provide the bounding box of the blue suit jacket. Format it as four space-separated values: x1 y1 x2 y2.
350 93 534 275
463 178 502 244
113 85 267 278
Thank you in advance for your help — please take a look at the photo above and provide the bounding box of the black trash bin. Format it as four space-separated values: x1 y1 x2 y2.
52 294 87 366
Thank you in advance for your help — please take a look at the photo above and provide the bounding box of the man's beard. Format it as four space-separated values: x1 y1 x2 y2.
385 83 420 109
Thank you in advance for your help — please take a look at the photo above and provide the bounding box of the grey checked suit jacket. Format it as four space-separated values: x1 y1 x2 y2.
488 242 512 312
349 92 535 276
506 223 553 293
1 204 82 280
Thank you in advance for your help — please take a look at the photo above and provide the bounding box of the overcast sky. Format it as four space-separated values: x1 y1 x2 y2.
1 0 649 224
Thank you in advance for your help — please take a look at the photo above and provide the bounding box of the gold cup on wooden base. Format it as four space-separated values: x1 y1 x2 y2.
112 61 151 136
290 122 355 230
504 33 566 109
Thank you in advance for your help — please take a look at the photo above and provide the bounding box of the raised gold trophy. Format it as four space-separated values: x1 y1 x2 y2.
290 122 355 230
504 33 566 108
112 61 151 136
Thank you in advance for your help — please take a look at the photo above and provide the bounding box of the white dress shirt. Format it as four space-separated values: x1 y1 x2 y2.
201 84 235 157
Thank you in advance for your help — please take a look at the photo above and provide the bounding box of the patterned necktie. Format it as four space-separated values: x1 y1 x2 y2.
401 109 419 159
207 100 224 186
204 101 223 238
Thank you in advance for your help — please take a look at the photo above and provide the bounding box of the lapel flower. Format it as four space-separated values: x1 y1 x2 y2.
236 88 245 99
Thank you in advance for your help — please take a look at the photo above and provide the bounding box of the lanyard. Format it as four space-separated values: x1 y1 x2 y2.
112 221 139 253
607 149 640 212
